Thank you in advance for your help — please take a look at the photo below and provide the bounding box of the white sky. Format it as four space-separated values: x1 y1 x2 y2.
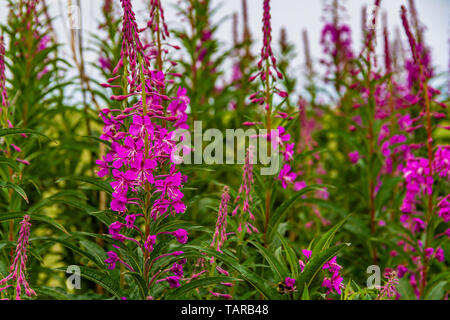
0 0 449 93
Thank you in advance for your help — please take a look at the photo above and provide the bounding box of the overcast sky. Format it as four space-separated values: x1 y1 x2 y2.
1 0 449 92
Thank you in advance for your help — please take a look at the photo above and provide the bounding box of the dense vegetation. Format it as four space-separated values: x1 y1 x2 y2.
0 0 448 300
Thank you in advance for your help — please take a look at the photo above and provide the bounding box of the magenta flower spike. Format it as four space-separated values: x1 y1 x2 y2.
0 35 8 107
95 0 192 296
377 271 399 300
211 186 230 258
0 216 36 300
233 147 259 235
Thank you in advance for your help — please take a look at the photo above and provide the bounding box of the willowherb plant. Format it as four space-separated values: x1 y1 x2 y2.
232 146 258 236
0 35 7 107
298 249 344 297
376 270 399 300
0 0 447 302
0 215 36 300
0 33 30 167
96 0 191 295
388 5 449 299
208 186 233 299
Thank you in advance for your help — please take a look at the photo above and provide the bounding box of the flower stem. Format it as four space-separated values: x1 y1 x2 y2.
263 50 272 247
418 60 433 299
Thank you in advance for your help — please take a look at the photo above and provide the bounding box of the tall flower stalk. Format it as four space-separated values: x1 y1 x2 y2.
208 186 233 299
248 0 294 246
233 146 258 239
1 32 31 245
364 0 381 262
0 215 36 300
396 5 446 298
97 0 190 297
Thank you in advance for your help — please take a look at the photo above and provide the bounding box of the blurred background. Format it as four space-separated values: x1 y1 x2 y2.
1 0 449 94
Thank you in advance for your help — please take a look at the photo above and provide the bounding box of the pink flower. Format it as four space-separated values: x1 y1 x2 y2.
283 143 295 161
274 126 291 146
294 180 306 192
172 229 188 244
322 272 343 295
110 194 128 212
278 164 297 189
424 247 434 259
0 216 36 299
145 235 157 252
301 249 312 260
285 277 296 291
129 115 153 138
165 276 181 288
105 251 119 270
435 248 445 262
397 265 408 278
348 151 359 164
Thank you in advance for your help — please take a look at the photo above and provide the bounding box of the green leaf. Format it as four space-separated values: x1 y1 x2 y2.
343 278 353 300
0 156 20 172
276 231 300 280
0 212 68 234
0 181 29 203
425 281 447 300
424 272 450 300
167 276 239 299
85 210 114 227
126 271 148 299
0 240 43 262
249 241 289 280
296 243 350 297
268 184 328 242
79 239 108 266
79 135 112 147
0 128 52 141
56 176 113 194
28 196 96 215
312 215 351 256
397 278 416 300
301 284 310 300
38 237 105 268
34 287 70 300
55 266 123 298
184 245 277 299
374 177 403 211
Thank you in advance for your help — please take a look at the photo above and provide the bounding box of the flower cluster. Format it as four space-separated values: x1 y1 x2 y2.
320 0 354 84
233 147 259 235
209 186 233 299
376 270 399 300
212 186 231 258
248 0 285 103
298 249 344 295
293 99 330 228
0 216 36 300
0 36 7 107
184 186 233 299
97 0 189 218
278 277 296 295
400 156 433 215
383 5 449 300
244 0 298 192
0 35 30 166
97 0 190 293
